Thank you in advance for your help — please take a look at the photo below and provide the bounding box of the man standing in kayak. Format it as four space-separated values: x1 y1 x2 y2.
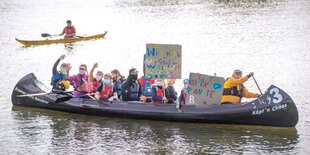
59 20 76 39
221 69 261 104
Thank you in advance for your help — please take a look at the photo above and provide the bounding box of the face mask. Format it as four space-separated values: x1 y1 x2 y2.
79 70 86 75
132 75 138 81
95 75 102 81
60 67 66 74
103 79 111 85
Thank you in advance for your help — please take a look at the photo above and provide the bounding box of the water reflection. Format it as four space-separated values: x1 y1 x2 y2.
64 43 76 54
11 106 298 154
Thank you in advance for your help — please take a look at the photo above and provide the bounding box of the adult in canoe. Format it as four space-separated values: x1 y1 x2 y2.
59 20 76 39
67 64 89 97
51 54 70 92
222 69 261 104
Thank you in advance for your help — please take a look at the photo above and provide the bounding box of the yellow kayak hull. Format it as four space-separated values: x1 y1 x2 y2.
16 31 107 47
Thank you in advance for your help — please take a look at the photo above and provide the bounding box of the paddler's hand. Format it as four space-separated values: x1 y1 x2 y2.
108 97 114 102
95 92 100 100
247 72 254 78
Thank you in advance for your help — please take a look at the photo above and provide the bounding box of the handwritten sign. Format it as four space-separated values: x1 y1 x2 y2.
144 44 182 79
186 73 225 105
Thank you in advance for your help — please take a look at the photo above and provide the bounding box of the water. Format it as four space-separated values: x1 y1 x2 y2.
1 0 310 154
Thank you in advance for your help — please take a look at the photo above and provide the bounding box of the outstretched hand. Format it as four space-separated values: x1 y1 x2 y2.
93 63 99 69
59 54 66 60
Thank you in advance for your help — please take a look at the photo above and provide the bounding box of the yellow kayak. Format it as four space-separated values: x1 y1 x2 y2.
16 31 107 47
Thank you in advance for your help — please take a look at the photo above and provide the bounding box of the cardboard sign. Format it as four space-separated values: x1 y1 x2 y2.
186 73 225 105
144 44 182 79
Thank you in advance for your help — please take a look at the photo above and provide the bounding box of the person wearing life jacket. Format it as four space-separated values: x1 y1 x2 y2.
165 79 178 103
178 78 189 105
121 68 144 101
138 75 154 102
151 79 168 104
221 69 261 104
67 64 89 97
51 54 70 92
95 73 117 102
111 69 125 100
89 63 104 93
59 20 76 39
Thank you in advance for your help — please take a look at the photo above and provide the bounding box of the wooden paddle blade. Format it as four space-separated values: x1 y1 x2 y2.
41 33 51 37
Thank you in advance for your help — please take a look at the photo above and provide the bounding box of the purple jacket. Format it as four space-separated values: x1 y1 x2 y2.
68 73 88 97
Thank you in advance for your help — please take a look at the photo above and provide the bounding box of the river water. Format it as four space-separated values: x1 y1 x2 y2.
1 0 310 154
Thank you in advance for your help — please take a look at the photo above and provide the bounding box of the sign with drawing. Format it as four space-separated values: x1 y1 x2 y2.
186 73 225 105
144 44 182 79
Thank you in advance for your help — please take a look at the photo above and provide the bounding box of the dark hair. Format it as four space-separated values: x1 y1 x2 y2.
66 20 72 24
111 69 120 76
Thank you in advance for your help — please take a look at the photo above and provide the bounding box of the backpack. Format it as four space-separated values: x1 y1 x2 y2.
142 80 152 97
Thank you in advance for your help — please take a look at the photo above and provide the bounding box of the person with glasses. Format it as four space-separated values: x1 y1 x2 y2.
59 20 76 39
67 64 89 97
221 69 261 104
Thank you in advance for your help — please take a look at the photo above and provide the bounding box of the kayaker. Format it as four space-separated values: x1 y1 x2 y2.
59 20 76 39
178 78 189 105
165 79 178 103
67 64 90 97
89 63 104 93
221 69 261 104
111 69 125 100
95 73 117 102
151 79 168 104
51 54 70 92
121 68 144 101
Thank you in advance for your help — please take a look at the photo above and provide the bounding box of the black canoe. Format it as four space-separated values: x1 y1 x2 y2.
11 73 299 127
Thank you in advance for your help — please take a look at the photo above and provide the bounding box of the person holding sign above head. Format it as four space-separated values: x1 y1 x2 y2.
221 69 261 104
165 79 178 103
121 68 144 101
152 79 168 104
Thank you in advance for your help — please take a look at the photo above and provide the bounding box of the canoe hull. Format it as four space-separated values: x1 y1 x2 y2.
11 73 299 127
16 32 107 47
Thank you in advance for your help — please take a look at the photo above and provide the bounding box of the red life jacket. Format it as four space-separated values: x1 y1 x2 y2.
153 86 164 104
99 84 113 99
63 26 76 38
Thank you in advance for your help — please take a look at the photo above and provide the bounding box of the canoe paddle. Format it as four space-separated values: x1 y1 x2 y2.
17 91 72 97
41 33 57 37
252 75 263 95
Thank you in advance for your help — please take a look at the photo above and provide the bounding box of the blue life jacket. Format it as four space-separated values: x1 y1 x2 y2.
114 79 124 97
142 80 152 97
51 72 66 88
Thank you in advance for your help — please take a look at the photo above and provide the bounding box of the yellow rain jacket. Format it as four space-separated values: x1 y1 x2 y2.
221 76 259 104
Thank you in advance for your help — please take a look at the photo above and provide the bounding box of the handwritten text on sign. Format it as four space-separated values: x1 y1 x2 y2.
186 73 225 105
145 44 182 79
